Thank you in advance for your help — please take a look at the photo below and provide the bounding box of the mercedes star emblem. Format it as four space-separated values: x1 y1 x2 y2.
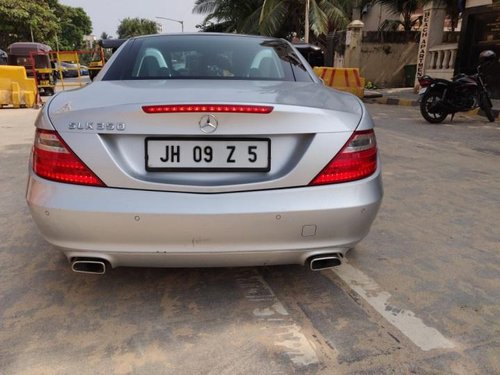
199 114 218 134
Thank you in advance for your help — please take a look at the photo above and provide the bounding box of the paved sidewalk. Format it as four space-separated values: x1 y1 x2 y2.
364 88 419 106
363 87 500 121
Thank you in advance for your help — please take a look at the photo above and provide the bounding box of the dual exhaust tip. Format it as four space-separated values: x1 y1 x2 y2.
70 254 343 274
308 253 343 271
71 258 106 274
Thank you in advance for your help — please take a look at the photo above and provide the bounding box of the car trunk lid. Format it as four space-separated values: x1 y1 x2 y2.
46 80 364 193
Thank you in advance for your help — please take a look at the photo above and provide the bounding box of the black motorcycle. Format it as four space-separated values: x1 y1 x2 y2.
418 50 497 123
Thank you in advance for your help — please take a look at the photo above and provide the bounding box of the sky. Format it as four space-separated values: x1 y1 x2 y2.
59 0 206 38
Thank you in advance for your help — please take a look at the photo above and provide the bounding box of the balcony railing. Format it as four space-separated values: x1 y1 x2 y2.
426 43 458 79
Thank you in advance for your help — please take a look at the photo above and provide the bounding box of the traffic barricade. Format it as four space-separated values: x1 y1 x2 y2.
313 67 365 98
48 50 95 92
0 65 38 108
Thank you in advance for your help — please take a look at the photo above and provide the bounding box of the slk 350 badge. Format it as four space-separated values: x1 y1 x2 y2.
68 122 126 131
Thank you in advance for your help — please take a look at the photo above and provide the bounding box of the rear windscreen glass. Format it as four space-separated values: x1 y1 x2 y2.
103 35 313 82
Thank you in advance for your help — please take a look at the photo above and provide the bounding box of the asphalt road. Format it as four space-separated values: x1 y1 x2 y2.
0 104 499 374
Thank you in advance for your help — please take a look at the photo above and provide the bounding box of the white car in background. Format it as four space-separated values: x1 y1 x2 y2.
26 33 382 274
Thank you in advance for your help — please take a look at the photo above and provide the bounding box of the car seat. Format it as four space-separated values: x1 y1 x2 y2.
258 57 279 78
139 56 161 77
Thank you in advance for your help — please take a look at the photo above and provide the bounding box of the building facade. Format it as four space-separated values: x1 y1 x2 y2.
456 0 500 97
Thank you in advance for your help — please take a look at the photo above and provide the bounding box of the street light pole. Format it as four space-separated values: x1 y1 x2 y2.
155 16 184 32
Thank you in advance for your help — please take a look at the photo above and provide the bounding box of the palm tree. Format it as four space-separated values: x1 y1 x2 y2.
193 0 350 41
193 0 262 34
259 0 349 39
374 0 460 32
372 0 422 31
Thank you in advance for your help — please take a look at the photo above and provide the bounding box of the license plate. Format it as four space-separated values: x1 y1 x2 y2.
40 80 49 86
145 137 271 172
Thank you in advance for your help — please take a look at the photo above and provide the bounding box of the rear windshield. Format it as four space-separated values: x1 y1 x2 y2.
103 35 313 82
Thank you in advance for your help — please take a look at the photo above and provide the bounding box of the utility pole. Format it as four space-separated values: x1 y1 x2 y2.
352 0 361 20
305 0 310 43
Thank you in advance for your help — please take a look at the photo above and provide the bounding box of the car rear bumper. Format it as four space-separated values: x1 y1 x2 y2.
26 169 383 268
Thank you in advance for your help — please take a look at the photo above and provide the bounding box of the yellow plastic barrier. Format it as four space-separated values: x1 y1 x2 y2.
52 50 88 89
0 66 38 108
313 67 365 98
55 51 78 62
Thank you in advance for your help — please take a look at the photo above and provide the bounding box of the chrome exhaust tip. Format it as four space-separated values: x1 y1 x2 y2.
309 254 342 271
71 259 106 274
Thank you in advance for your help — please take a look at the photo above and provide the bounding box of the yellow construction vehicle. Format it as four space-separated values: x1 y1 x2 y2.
88 38 126 80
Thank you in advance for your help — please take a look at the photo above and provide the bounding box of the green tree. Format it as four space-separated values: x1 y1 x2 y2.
373 0 422 31
259 0 350 39
51 4 92 50
0 0 92 51
194 0 262 34
193 0 349 40
117 18 159 38
0 0 59 49
100 32 112 40
367 0 460 32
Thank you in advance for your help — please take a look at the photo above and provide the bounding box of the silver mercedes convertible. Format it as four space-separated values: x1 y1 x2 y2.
26 33 382 274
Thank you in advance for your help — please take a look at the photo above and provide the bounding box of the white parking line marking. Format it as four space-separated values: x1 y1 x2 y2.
275 324 319 367
236 270 319 366
332 263 455 351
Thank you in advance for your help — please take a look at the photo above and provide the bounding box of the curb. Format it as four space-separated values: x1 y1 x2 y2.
363 96 500 122
363 97 419 107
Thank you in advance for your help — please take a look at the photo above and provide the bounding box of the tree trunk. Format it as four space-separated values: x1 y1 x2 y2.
403 12 412 31
305 0 310 43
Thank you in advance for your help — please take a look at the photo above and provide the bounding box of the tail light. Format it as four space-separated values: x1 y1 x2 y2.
418 76 432 88
142 104 273 114
310 130 377 185
33 129 105 187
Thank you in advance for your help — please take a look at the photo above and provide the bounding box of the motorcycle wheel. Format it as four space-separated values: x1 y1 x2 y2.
420 90 448 123
479 92 495 122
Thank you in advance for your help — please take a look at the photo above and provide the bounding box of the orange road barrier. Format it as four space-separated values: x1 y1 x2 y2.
313 67 365 98
0 66 38 108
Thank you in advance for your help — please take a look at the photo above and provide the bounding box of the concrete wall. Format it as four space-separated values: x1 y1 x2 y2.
359 42 419 87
